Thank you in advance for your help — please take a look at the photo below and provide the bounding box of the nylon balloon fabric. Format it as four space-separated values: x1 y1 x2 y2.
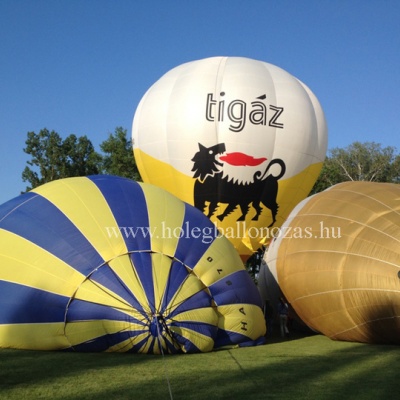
0 176 266 353
263 181 400 345
132 56 328 259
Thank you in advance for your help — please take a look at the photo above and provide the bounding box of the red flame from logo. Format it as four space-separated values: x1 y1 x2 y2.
220 152 267 166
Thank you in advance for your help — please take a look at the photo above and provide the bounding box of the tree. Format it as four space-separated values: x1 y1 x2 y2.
22 128 102 191
310 156 344 194
311 141 399 194
100 127 141 180
63 134 102 177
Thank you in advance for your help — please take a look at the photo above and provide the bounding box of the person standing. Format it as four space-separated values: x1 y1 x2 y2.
278 297 289 338
264 300 274 337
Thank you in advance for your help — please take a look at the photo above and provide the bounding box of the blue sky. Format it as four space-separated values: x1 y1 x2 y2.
0 0 399 204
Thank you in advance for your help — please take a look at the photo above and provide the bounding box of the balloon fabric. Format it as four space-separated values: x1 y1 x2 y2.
262 181 400 345
0 176 266 353
132 56 328 258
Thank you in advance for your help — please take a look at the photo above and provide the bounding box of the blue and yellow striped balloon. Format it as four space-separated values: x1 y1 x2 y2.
0 175 265 353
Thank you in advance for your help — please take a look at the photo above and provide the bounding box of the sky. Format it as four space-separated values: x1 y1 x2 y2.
0 0 399 204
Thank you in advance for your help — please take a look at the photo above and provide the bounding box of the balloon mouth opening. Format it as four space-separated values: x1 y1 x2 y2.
150 314 166 337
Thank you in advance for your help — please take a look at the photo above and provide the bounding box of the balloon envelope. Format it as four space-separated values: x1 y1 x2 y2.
263 181 400 344
132 56 328 258
0 175 266 353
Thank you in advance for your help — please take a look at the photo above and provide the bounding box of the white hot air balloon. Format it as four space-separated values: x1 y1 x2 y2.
132 57 327 259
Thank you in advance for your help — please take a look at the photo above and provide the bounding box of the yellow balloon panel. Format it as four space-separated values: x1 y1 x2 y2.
134 147 324 257
269 181 400 344
217 304 267 342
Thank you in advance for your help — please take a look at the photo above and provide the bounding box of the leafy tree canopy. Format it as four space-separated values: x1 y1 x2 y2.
311 141 400 194
22 129 102 191
22 127 141 192
100 127 141 181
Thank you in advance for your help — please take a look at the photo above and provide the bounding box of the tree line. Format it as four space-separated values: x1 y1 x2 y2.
22 127 140 191
22 128 400 193
311 141 400 194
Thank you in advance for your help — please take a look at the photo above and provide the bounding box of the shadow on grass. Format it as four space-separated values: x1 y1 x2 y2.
1 332 399 400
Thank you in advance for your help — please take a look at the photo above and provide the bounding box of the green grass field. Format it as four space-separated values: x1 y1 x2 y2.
1 332 398 400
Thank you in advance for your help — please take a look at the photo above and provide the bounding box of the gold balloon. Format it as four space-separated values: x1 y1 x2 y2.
263 181 400 344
